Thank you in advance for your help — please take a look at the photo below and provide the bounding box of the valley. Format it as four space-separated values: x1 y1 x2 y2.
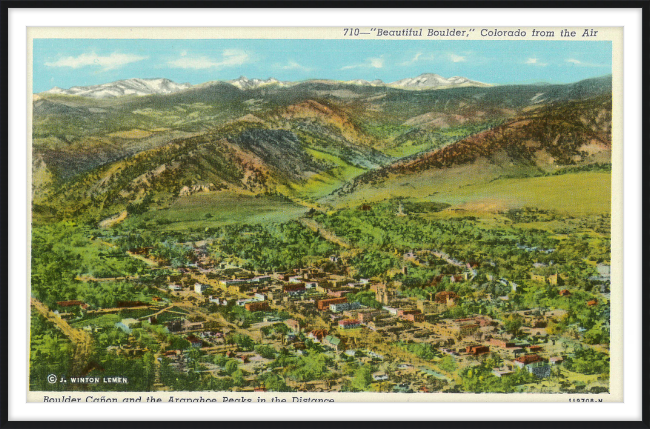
30 73 613 395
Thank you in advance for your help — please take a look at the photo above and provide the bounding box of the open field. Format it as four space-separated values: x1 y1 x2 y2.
330 171 610 217
125 192 310 231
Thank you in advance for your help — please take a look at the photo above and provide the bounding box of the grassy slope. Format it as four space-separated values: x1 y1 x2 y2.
433 172 611 216
123 192 309 231
277 148 367 201
329 171 611 217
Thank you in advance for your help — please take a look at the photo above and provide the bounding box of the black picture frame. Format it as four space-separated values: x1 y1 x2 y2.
3 1 647 426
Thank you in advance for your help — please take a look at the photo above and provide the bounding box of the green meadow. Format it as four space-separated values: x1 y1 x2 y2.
124 192 310 231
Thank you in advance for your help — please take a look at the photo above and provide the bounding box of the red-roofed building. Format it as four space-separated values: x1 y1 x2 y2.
338 319 360 329
587 299 598 307
466 345 490 355
559 289 571 296
513 354 546 368
56 300 88 310
245 301 270 312
283 285 306 296
307 330 328 342
317 297 347 311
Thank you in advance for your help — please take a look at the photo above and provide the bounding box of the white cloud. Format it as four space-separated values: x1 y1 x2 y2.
526 57 548 66
450 53 466 63
401 52 435 66
281 60 312 71
45 52 147 71
565 58 609 68
341 56 384 70
168 49 250 69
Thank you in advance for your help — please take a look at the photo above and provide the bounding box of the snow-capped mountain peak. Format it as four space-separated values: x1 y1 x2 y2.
227 76 285 90
40 74 491 99
42 78 193 99
389 73 489 90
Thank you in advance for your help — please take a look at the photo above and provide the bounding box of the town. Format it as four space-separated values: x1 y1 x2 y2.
30 200 611 395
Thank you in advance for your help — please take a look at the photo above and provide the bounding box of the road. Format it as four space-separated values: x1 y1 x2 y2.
31 298 93 375
299 218 351 249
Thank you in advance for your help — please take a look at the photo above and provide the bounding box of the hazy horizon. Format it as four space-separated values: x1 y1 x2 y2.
33 39 612 93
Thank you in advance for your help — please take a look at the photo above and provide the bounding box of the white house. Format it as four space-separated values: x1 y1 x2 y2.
194 283 209 294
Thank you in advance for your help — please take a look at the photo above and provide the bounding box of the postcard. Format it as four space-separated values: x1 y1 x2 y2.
26 26 622 403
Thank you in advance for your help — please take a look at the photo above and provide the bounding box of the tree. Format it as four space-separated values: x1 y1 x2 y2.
352 365 373 391
224 360 239 375
439 356 457 373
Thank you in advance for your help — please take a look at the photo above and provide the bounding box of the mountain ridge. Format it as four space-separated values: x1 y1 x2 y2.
38 73 494 99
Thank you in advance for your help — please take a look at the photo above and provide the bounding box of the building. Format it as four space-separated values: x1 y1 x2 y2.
531 273 561 285
194 283 209 294
284 319 301 333
372 372 389 381
220 279 248 287
466 345 490 355
417 300 437 314
317 297 347 311
330 302 362 313
371 283 390 305
430 319 479 339
307 330 328 343
434 291 459 306
530 273 546 283
245 301 270 312
383 306 399 316
323 335 342 351
326 287 352 298
168 284 182 291
526 361 551 378
56 300 89 310
488 338 516 348
187 335 203 348
338 319 361 329
492 367 514 378
356 310 378 324
559 289 571 297
398 309 425 322
513 354 546 369
283 285 307 296
208 296 226 305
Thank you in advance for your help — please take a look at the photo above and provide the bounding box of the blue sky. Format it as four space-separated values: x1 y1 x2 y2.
33 39 612 92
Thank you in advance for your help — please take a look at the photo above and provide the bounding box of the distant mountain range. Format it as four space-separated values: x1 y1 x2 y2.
43 78 192 99
40 73 491 99
31 73 612 224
